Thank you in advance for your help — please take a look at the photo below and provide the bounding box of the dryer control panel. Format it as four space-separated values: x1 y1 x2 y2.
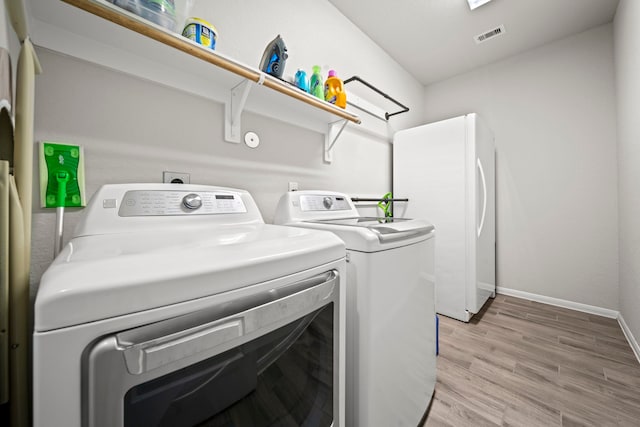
118 190 247 216
74 184 264 238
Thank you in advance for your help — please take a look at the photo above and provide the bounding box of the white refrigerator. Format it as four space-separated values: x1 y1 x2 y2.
393 113 495 322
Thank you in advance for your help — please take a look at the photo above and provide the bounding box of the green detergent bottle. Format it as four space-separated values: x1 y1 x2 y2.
309 65 324 100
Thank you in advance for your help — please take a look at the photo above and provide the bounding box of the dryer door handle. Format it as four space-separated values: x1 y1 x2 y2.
139 320 244 374
122 271 338 374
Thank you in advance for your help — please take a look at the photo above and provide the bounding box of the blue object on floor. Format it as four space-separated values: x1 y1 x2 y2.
436 314 439 356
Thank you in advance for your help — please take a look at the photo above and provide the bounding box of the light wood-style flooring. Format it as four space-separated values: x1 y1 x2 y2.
424 295 640 427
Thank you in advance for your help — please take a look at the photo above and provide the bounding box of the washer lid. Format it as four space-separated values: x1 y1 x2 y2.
308 217 434 243
292 217 435 252
35 223 345 332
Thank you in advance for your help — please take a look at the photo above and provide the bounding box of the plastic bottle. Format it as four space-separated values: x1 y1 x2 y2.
294 69 309 93
324 70 347 108
309 66 324 100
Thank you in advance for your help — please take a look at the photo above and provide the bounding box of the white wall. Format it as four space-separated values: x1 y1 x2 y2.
421 24 619 309
614 0 640 344
29 0 425 286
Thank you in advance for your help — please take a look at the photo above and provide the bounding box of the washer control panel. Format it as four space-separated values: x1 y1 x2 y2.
118 190 247 216
300 195 351 211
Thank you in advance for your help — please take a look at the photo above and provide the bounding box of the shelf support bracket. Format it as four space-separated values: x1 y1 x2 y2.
225 79 253 143
324 119 349 163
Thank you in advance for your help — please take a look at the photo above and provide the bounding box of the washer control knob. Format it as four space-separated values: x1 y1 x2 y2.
182 193 202 210
323 197 333 210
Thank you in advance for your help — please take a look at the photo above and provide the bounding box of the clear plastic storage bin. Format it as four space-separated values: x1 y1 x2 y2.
107 0 192 33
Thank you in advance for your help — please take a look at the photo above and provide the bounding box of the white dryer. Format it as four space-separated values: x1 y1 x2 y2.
33 184 347 427
273 190 437 427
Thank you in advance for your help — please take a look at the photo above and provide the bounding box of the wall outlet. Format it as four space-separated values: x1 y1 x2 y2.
163 171 190 184
288 181 299 191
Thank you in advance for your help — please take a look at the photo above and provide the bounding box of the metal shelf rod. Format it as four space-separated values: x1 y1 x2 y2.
350 198 409 202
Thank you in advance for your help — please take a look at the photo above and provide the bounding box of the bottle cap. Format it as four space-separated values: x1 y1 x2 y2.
313 65 321 73
328 70 336 77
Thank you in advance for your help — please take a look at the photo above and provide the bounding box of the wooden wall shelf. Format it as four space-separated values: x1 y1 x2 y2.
62 0 360 126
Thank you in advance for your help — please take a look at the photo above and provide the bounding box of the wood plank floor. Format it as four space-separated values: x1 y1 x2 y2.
423 295 640 427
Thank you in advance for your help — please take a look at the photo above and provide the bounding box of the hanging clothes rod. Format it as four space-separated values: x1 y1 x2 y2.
344 76 410 120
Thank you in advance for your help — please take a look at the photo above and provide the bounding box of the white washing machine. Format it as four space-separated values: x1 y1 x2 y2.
273 191 437 427
33 184 347 427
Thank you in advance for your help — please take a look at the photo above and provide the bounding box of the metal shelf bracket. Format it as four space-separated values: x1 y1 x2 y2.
324 119 349 163
224 79 254 143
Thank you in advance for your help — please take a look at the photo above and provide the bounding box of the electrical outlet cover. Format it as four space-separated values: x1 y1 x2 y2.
39 142 86 208
163 171 190 184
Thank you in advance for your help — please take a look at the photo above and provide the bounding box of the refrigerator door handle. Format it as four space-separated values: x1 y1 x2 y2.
477 157 487 238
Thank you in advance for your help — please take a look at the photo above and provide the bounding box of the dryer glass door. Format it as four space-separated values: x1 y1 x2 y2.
85 271 339 427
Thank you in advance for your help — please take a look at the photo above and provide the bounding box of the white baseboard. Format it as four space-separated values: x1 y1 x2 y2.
496 287 640 365
496 287 619 318
618 314 640 364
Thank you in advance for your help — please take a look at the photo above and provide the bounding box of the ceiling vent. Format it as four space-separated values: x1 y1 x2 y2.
474 25 506 44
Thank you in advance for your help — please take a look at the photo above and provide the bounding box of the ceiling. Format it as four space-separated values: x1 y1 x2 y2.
327 0 620 85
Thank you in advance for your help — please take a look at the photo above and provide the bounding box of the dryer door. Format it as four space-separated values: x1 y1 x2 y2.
85 271 340 427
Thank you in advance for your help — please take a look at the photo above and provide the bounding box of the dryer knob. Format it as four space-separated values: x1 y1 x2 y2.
183 193 203 210
323 197 333 209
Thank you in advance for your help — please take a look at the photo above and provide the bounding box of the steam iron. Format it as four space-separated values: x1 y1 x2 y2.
259 35 288 78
